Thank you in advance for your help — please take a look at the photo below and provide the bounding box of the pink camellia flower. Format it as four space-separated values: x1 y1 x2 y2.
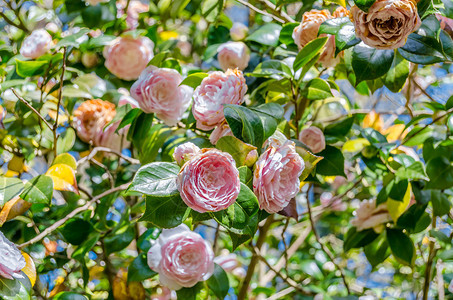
193 69 247 130
350 0 421 49
147 224 214 290
20 29 53 59
72 99 128 151
217 42 250 71
177 149 240 213
117 0 149 30
173 142 200 166
131 66 193 125
292 9 339 67
351 199 392 233
209 122 234 145
103 36 154 80
298 127 326 154
0 232 26 279
437 14 453 38
230 22 249 41
253 133 305 213
214 251 238 272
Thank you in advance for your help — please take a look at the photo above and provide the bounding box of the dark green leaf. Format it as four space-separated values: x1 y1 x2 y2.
128 162 180 197
60 218 93 245
426 156 453 189
293 37 328 72
352 43 394 84
53 292 88 300
399 33 452 64
316 146 346 177
324 117 354 137
246 23 282 46
305 78 334 100
319 17 361 54
207 264 229 299
201 0 224 22
384 52 409 93
137 228 160 252
128 254 157 282
104 225 136 255
430 190 451 216
344 227 379 251
386 228 415 266
20 175 53 204
250 60 293 79
364 234 390 267
56 28 91 48
0 272 32 300
279 23 298 46
141 194 190 228
176 282 203 300
353 0 377 12
224 104 265 149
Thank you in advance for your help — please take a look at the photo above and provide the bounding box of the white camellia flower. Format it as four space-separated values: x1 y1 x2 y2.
0 232 26 279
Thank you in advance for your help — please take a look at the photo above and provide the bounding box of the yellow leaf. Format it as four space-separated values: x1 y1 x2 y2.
342 138 370 153
324 0 346 7
383 124 407 142
159 31 178 40
387 183 411 222
0 196 31 226
8 156 29 173
363 110 383 132
46 164 78 194
52 153 77 170
21 252 36 287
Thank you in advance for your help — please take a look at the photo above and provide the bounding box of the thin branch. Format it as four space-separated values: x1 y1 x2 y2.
266 287 296 300
281 217 290 274
306 186 351 294
258 0 295 22
18 183 130 249
412 79 438 103
10 88 53 131
423 216 438 300
235 0 285 23
77 146 140 166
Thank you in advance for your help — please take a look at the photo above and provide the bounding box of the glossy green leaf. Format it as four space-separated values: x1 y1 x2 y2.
250 60 293 79
141 194 190 228
201 0 224 22
246 23 282 46
207 264 229 299
305 78 334 100
0 177 24 206
386 228 415 266
180 72 209 88
20 175 53 204
344 227 379 251
384 52 409 93
0 272 32 300
316 146 346 177
293 37 328 72
216 136 257 167
353 0 377 12
352 43 394 84
127 254 157 282
224 104 265 149
53 292 88 300
128 162 180 197
104 225 136 255
15 59 48 77
60 218 93 245
426 156 453 189
319 17 360 54
364 234 390 267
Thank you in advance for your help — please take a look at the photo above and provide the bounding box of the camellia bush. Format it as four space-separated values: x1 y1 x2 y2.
0 0 453 299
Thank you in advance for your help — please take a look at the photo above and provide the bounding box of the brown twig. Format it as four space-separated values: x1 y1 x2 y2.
18 183 130 249
77 146 140 166
259 0 295 22
10 88 53 131
422 216 438 300
306 185 351 294
53 47 67 157
234 0 285 23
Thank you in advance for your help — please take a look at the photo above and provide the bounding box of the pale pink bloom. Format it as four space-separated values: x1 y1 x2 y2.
230 22 249 41
20 29 53 59
209 122 234 145
214 252 238 272
193 69 247 130
217 42 250 71
298 127 326 154
351 199 392 232
117 0 149 30
320 192 346 211
253 135 305 213
131 66 193 125
85 0 108 5
103 36 154 80
177 149 240 213
173 142 200 166
118 95 139 108
72 99 128 151
147 224 214 290
292 9 337 67
351 0 421 49
0 232 25 280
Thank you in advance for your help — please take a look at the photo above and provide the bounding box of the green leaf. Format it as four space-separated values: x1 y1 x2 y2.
238 166 252 185
294 141 323 182
176 282 203 300
180 72 209 89
305 78 334 100
395 161 428 181
352 43 394 84
207 264 229 299
399 32 452 64
324 116 354 137
137 228 160 252
249 103 284 141
396 203 427 232
386 228 415 266
246 23 282 46
224 104 265 149
353 0 377 12
250 60 293 79
430 190 451 217
0 272 32 300
60 218 93 245
384 52 409 93
141 194 190 228
20 175 53 204
344 227 379 251
71 233 101 260
316 146 346 177
104 225 136 255
216 136 257 167
128 254 157 282
201 0 224 22
212 183 259 235
0 177 24 206
426 156 453 189
15 59 48 77
279 23 298 46
364 234 390 268
319 17 361 55
53 153 77 169
56 128 76 155
128 162 180 197
53 292 88 300
293 37 328 72
117 108 142 133
229 231 253 251
56 28 91 48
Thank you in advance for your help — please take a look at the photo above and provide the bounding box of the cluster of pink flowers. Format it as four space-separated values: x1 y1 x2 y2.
20 29 53 59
